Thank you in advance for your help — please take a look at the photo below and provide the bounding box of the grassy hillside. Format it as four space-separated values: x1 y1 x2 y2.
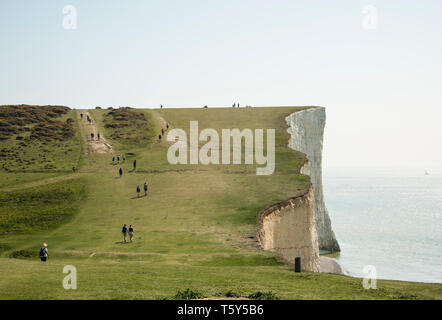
0 106 440 300
0 105 83 189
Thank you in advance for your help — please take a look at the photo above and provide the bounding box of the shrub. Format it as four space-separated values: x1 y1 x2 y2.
248 291 279 300
9 249 35 259
215 290 240 298
174 288 204 300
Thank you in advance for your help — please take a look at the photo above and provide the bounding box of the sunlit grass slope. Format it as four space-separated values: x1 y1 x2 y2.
0 106 440 300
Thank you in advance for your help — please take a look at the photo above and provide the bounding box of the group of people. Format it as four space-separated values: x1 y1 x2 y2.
158 123 169 142
116 159 136 177
90 132 100 141
136 182 148 198
80 112 93 124
112 154 126 164
121 224 135 243
232 102 240 108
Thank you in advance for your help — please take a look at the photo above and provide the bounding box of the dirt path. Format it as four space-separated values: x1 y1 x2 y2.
77 110 113 154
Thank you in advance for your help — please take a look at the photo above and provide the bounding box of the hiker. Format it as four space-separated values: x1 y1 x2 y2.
80 113 83 119
122 224 128 243
119 167 123 177
39 243 49 262
122 155 126 162
160 104 163 109
128 225 134 242
166 123 169 130
112 156 115 163
237 103 240 108
158 134 162 141
91 132 94 140
137 185 141 198
133 159 136 170
72 166 76 172
117 155 120 163
161 128 164 135
144 182 148 196
97 132 100 140
232 103 235 108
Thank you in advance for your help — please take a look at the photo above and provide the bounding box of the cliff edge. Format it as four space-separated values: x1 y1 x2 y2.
286 107 340 252
256 186 320 272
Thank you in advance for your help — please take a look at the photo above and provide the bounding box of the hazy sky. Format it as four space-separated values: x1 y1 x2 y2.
1 0 441 169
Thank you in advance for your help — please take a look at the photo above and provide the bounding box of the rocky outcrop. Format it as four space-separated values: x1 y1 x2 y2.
285 107 340 252
256 186 320 272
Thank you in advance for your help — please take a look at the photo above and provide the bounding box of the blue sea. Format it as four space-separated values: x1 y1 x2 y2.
323 167 442 283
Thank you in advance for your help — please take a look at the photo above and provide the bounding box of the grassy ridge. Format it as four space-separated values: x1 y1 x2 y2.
0 106 83 188
0 106 441 299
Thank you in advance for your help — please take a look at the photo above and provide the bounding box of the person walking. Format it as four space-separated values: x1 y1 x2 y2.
39 243 49 262
91 132 94 140
133 159 137 171
122 224 128 243
161 128 164 135
117 155 120 163
112 156 115 163
166 123 169 130
137 185 141 198
128 225 134 242
97 132 100 140
122 155 126 162
143 182 148 196
119 167 123 177
80 113 83 119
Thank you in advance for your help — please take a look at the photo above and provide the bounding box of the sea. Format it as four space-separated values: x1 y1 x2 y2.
323 167 442 284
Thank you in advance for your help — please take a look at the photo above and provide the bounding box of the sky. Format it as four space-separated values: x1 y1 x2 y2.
1 0 441 169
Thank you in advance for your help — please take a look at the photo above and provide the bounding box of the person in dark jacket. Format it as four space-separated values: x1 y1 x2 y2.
143 182 148 196
128 225 134 242
137 185 141 198
122 224 128 243
133 159 136 170
40 243 49 262
119 167 123 177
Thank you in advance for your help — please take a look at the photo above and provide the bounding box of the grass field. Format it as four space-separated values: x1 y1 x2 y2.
0 106 440 300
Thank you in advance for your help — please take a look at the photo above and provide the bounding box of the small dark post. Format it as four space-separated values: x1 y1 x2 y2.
294 257 301 273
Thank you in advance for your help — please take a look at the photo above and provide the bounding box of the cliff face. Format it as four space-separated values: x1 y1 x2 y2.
256 186 320 272
285 107 340 252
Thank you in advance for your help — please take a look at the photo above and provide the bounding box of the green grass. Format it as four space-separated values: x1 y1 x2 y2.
0 178 87 235
0 106 441 300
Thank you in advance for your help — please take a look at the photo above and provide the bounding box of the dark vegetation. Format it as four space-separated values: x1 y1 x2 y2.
0 105 74 141
248 291 279 300
174 288 205 300
103 107 156 144
9 249 35 259
0 105 81 172
0 178 86 234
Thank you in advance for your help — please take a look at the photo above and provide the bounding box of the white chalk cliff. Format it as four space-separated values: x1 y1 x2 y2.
285 107 340 252
256 186 320 272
